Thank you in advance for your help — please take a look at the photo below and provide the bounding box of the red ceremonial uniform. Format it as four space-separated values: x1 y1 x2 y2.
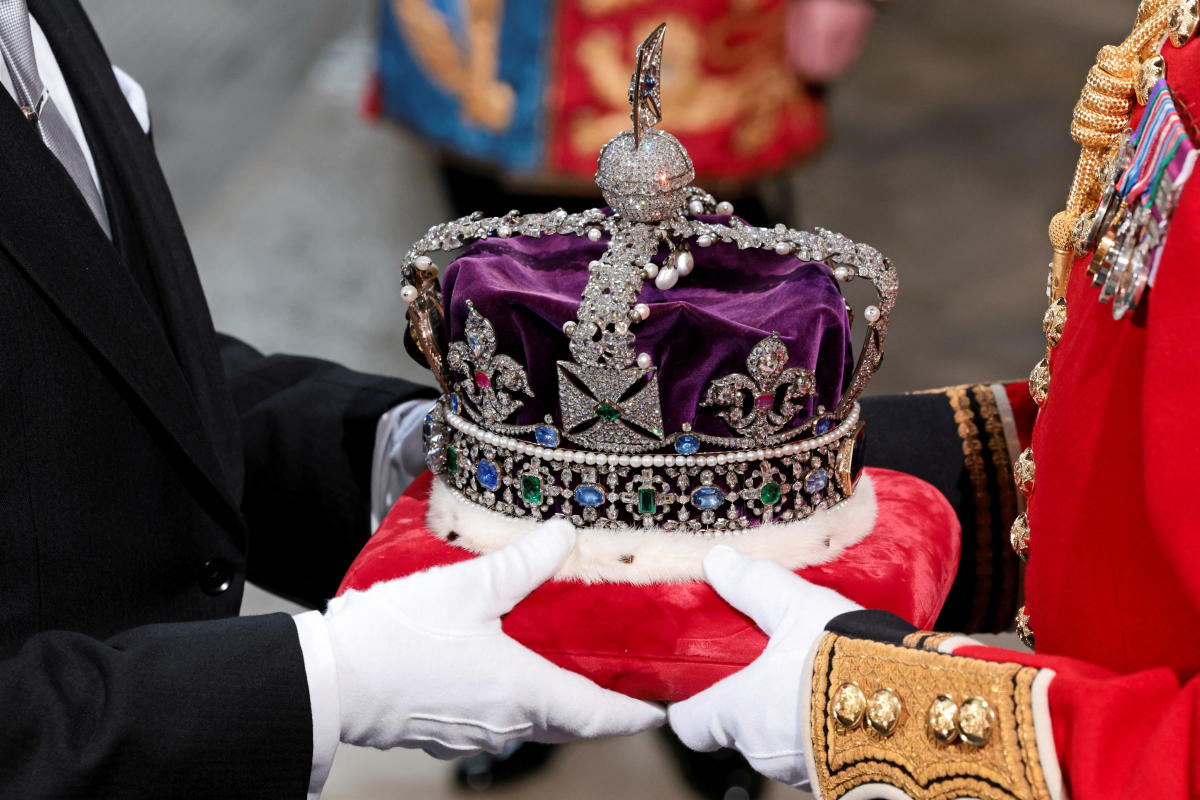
805 6 1200 798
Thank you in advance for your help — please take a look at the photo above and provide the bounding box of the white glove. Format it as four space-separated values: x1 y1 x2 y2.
668 546 861 789
322 519 665 758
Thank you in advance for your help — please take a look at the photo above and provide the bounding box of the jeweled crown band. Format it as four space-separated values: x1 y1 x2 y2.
424 396 865 532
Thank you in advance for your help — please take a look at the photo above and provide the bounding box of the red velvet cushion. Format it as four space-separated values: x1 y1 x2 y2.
339 467 959 701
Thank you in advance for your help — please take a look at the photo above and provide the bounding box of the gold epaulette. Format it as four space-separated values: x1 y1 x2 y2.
809 634 1056 800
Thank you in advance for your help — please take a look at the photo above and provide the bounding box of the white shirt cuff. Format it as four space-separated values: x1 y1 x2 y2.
293 610 340 799
369 399 435 531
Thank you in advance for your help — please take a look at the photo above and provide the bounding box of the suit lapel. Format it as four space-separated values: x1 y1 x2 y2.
0 3 242 521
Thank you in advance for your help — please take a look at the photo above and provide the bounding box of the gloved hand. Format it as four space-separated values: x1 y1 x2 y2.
322 519 665 757
668 546 861 789
786 0 877 85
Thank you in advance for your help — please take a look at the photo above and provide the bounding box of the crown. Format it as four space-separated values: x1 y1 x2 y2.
401 24 897 537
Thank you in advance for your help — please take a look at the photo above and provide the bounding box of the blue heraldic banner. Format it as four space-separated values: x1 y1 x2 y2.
376 0 554 173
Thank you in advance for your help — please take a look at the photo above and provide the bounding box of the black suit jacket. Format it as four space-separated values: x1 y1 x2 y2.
0 3 433 796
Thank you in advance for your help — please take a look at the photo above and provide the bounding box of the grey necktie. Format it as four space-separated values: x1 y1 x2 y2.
0 0 110 237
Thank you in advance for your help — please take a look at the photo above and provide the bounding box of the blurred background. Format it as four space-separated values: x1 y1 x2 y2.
82 0 1132 797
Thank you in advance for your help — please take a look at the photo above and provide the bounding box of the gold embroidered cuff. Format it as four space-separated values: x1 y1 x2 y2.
809 634 1054 800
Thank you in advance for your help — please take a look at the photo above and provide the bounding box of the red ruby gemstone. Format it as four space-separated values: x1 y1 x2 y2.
474 371 491 388
755 393 775 409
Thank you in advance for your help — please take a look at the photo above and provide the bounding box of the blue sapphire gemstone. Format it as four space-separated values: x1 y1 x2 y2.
690 486 725 511
814 417 835 435
674 434 700 455
574 485 605 507
535 426 560 448
476 460 500 491
805 468 830 494
449 394 460 414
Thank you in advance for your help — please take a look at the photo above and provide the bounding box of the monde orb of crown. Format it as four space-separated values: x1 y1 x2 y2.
595 128 695 222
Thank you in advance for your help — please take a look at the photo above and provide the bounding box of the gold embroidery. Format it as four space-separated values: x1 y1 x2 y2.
567 9 810 166
946 385 992 631
810 635 1053 800
391 0 515 131
974 383 1020 623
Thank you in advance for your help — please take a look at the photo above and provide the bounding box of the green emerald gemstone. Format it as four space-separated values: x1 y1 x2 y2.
446 446 459 475
520 474 543 505
595 401 622 422
638 487 657 515
760 481 782 506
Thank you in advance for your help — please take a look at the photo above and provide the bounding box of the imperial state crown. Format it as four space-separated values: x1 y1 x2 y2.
340 24 958 701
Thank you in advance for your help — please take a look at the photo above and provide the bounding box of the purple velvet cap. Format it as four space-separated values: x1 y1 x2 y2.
441 219 853 440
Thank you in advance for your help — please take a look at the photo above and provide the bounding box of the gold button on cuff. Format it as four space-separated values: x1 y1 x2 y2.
830 682 867 730
927 694 959 744
1015 448 1036 498
1042 297 1067 348
1029 359 1050 406
1169 0 1199 47
958 696 996 747
866 688 903 737
1010 513 1031 561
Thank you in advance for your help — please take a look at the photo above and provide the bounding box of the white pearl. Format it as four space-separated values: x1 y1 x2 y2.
401 284 418 302
587 228 602 241
655 267 679 290
864 305 881 323
563 321 577 335
652 454 665 467
688 199 705 215
833 265 853 282
705 455 718 467
633 304 650 321
643 262 659 279
697 234 713 247
618 455 630 466
573 451 587 464
497 224 513 238
774 241 793 255
716 454 728 465
630 456 643 468
535 448 547 460
595 454 608 465
588 260 603 270
585 452 597 465
675 249 694 276
636 352 653 369
716 201 734 215
685 456 696 466
415 255 433 271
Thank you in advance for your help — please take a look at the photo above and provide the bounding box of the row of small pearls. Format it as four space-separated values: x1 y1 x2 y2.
442 404 860 468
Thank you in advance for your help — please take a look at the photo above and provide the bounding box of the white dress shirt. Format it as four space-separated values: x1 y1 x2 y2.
0 13 433 798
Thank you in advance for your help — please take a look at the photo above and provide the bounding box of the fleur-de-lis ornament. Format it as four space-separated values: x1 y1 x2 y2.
702 333 815 441
446 301 534 422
